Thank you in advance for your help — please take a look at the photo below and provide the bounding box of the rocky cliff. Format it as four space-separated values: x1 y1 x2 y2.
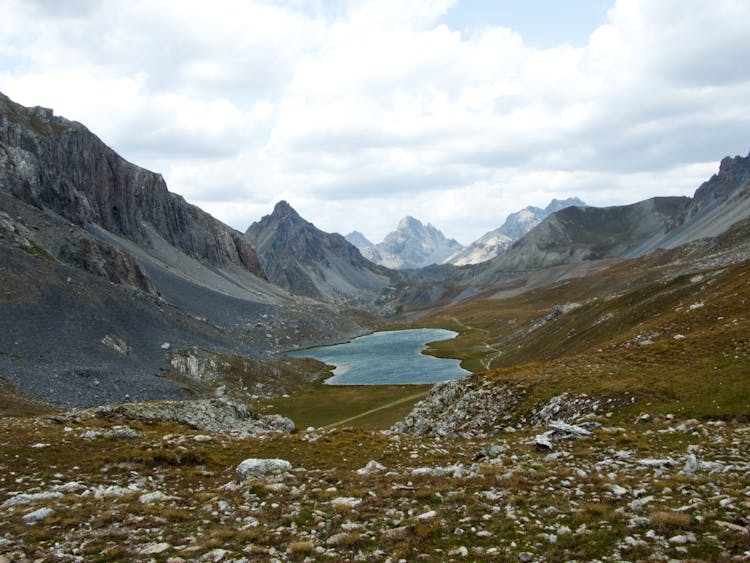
625 152 750 256
0 92 265 279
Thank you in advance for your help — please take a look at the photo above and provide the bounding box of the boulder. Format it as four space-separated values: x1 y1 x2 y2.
236 458 292 479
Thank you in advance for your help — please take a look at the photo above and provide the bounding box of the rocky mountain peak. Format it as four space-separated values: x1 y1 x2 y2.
271 200 301 220
245 203 393 304
0 90 265 280
397 216 422 230
445 197 587 266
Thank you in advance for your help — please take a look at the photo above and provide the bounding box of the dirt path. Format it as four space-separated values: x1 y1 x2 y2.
320 390 429 430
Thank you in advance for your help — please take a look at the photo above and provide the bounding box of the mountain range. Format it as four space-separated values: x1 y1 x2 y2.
346 197 587 269
1 89 750 412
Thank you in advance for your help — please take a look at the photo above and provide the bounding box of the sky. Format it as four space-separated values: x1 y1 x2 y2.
1 0 749 245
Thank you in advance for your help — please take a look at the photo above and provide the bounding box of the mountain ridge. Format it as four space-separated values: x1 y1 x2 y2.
444 197 587 266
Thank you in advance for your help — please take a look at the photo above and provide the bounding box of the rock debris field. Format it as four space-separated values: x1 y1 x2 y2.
1 411 749 562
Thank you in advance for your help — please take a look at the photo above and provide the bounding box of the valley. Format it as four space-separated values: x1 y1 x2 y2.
2 91 750 561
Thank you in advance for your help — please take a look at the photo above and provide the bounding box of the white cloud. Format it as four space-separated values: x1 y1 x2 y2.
1 0 748 244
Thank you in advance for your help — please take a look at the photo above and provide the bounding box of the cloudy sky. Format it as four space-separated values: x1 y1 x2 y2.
1 0 749 244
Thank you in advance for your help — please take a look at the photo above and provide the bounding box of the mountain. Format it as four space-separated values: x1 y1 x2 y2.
245 201 395 306
466 197 687 285
444 197 586 266
0 92 370 407
0 93 265 281
362 216 463 269
345 230 373 249
624 153 750 257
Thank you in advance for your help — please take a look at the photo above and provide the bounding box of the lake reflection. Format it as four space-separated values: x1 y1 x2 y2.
287 328 469 385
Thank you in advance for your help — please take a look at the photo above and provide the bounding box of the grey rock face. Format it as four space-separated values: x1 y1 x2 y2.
626 152 750 256
0 92 265 279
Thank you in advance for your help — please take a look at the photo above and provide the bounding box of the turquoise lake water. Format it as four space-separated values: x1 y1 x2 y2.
287 328 469 385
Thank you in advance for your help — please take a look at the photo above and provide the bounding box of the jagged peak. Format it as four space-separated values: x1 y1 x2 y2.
397 215 422 230
272 200 300 219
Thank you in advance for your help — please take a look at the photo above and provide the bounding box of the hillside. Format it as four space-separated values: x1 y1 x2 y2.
403 216 750 434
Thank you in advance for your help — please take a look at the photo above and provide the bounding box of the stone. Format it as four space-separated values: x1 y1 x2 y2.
139 542 171 555
330 497 362 509
637 458 676 468
236 458 292 479
1 491 63 507
607 483 628 496
139 491 172 504
415 510 437 520
326 532 358 547
201 548 229 562
22 507 55 524
356 460 386 475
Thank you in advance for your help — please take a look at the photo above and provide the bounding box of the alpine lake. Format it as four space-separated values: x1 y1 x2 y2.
286 328 469 385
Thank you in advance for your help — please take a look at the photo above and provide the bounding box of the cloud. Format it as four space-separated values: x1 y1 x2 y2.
1 0 749 244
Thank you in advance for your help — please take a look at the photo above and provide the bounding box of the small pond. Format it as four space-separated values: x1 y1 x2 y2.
287 328 469 385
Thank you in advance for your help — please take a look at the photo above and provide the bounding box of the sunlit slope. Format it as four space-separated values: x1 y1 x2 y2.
419 219 750 419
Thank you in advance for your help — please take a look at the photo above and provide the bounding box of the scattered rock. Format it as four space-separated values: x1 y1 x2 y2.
139 491 173 504
2 491 63 508
330 497 362 509
22 507 55 524
356 460 386 475
236 458 292 479
139 542 171 555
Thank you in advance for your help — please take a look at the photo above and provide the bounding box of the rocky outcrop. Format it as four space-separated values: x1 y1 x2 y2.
0 92 265 279
246 201 394 305
61 399 295 436
682 153 750 224
58 236 156 294
391 376 526 437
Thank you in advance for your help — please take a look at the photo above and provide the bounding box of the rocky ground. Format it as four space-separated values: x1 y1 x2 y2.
1 408 749 562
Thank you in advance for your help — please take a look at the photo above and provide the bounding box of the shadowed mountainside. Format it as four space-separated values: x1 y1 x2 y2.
246 201 399 307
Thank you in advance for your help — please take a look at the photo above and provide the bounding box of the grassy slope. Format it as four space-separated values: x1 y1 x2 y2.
418 237 750 421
